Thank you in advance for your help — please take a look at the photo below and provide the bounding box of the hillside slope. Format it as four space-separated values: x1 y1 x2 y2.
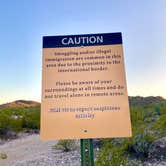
1 96 166 110
129 96 166 107
0 100 40 110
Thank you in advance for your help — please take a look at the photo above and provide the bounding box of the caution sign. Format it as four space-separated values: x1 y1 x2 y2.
40 33 132 140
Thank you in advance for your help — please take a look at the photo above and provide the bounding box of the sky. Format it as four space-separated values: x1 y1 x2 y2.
0 0 166 104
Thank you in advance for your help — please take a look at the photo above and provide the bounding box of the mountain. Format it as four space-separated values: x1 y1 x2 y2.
0 96 166 110
129 96 166 107
0 100 40 110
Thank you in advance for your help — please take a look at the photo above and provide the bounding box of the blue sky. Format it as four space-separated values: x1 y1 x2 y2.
0 0 166 104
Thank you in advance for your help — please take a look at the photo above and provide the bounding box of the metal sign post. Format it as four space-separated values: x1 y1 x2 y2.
81 139 94 166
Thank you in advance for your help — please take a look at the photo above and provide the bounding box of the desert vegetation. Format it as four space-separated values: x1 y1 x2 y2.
0 106 40 139
0 98 165 165
96 102 166 165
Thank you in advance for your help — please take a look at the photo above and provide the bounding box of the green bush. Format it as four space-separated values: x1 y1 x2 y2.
0 106 40 139
0 112 11 137
0 153 7 159
22 107 40 130
96 147 127 166
131 133 154 158
96 103 166 164
95 139 128 166
54 140 76 152
151 114 166 137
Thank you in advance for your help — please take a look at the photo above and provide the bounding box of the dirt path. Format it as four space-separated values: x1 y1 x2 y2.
0 134 56 166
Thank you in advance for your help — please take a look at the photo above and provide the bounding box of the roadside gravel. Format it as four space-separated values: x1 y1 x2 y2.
0 134 80 166
1 134 165 166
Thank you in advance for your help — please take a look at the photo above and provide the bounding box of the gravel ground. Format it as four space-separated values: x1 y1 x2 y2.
0 134 80 166
0 134 165 166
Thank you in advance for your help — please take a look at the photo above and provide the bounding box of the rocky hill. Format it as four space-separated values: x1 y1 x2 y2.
129 96 166 107
1 96 165 110
0 100 40 110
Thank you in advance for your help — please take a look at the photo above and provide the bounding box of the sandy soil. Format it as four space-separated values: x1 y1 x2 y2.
0 134 56 166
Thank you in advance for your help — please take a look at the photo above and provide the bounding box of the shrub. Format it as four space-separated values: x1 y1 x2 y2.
22 108 40 130
96 149 127 166
130 133 154 159
0 106 40 139
96 103 166 164
0 153 7 159
155 107 161 115
0 112 11 137
151 114 166 137
10 118 23 132
95 139 127 166
54 140 76 152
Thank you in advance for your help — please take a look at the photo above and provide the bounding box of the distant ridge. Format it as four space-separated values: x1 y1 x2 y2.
0 100 40 110
0 96 166 110
129 96 166 107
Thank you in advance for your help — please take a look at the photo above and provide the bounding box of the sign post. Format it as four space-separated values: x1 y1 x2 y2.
41 32 132 165
81 139 94 166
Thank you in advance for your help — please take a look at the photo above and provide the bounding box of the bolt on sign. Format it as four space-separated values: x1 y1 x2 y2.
40 32 132 140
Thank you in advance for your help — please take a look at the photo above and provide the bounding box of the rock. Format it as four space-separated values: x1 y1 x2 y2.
129 96 166 107
148 137 166 160
25 129 39 134
6 130 17 139
141 161 166 166
93 139 103 148
0 139 4 145
11 150 81 166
